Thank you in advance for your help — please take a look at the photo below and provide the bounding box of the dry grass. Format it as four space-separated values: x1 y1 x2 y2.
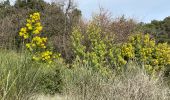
61 62 170 100
30 94 67 100
0 50 169 100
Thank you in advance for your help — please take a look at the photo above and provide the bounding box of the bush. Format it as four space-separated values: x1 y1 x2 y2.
71 23 111 76
110 33 170 75
37 59 64 95
18 12 60 64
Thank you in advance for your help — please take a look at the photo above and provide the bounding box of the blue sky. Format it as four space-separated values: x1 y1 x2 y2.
9 0 170 23
73 0 170 23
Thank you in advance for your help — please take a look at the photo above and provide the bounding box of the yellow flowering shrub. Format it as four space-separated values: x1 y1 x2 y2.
108 44 127 70
19 12 60 63
71 27 86 59
86 24 109 74
117 33 170 74
71 23 111 76
121 43 135 59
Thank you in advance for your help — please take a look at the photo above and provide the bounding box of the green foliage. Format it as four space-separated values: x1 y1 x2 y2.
37 62 64 95
71 27 86 59
142 17 170 44
15 0 46 10
71 23 111 76
0 50 41 99
86 23 108 72
71 22 170 76
117 33 170 74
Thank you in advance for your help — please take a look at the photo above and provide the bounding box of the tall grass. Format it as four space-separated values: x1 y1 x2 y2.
0 50 42 100
0 49 169 100
0 49 64 100
62 60 170 100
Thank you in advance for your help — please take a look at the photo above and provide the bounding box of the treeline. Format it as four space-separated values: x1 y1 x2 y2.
0 0 169 62
142 17 170 43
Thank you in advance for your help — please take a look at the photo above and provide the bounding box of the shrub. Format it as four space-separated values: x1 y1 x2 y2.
18 12 60 63
37 59 64 95
71 23 111 76
71 27 86 59
116 33 170 74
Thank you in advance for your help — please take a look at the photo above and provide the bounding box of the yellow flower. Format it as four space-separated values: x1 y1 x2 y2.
41 43 46 48
28 26 33 30
42 37 47 42
26 19 31 23
33 30 40 34
31 20 35 23
151 59 159 65
23 34 29 39
30 14 33 18
35 22 41 26
36 26 43 31
31 43 36 47
18 12 61 64
41 43 45 47
32 12 40 21
26 23 31 27
26 43 31 49
20 27 27 33
144 34 150 44
19 32 24 36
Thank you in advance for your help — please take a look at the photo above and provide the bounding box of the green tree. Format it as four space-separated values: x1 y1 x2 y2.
15 0 46 10
142 17 170 43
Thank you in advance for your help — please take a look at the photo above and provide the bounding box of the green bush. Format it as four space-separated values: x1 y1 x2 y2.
37 60 64 95
71 23 170 76
71 23 111 76
115 33 170 74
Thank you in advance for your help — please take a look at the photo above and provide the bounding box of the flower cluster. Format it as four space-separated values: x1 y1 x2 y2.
32 36 47 48
155 43 170 65
19 13 42 39
119 33 170 74
19 12 60 63
19 27 28 39
121 43 134 59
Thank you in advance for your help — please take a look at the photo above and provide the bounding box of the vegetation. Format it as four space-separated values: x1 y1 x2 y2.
0 0 170 100
142 17 170 43
19 12 60 63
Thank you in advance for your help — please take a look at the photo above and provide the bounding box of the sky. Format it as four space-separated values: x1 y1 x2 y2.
72 0 170 23
7 0 170 23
